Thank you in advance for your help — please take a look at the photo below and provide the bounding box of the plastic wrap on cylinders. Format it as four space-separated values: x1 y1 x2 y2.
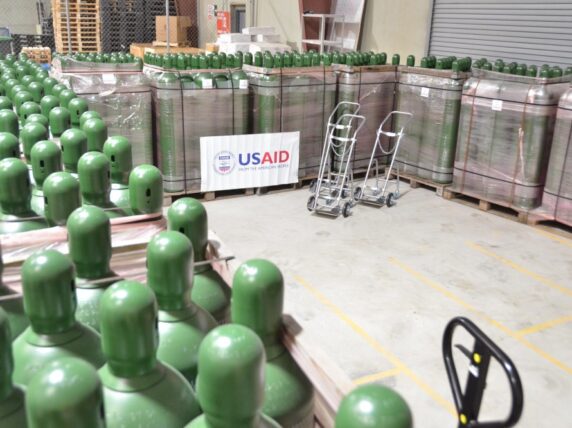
396 67 468 183
53 70 153 167
453 69 571 211
247 66 281 134
533 87 572 226
334 64 398 170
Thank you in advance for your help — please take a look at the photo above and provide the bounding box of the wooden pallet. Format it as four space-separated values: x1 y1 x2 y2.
52 0 101 52
130 43 204 58
21 47 52 64
389 171 451 196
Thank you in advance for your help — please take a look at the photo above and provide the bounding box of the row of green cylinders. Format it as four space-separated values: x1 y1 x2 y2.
55 51 142 66
472 58 572 77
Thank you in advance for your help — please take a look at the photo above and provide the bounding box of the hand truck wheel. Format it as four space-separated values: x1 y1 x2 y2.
342 202 352 218
307 196 315 212
387 192 396 207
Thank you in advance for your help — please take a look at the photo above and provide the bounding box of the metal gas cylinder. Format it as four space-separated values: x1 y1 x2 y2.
59 89 76 109
98 280 200 428
30 140 62 216
14 92 33 118
0 247 28 340
103 136 132 211
18 101 41 125
67 205 120 331
167 198 231 322
0 132 19 160
0 158 47 234
12 250 105 386
3 79 19 98
128 165 163 215
0 109 19 136
0 96 12 110
25 357 105 428
51 84 67 100
252 72 281 134
40 95 59 118
186 324 281 428
335 384 412 428
68 98 88 128
21 122 48 165
79 110 102 129
0 308 26 427
81 118 108 152
147 231 216 385
231 70 250 136
25 113 48 128
26 81 44 103
43 171 81 226
42 77 58 96
60 128 88 174
232 259 314 427
49 107 71 138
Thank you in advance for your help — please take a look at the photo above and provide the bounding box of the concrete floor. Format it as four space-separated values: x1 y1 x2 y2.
204 183 572 428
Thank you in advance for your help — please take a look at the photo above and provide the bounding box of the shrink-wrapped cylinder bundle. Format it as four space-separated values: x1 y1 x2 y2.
535 87 572 226
453 68 571 211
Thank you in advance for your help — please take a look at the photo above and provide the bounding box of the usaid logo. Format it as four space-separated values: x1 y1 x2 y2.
213 151 235 175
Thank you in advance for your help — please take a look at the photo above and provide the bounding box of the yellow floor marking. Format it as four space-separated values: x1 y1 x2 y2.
467 242 572 298
293 275 457 417
516 315 572 338
534 228 572 249
353 368 403 386
389 257 572 376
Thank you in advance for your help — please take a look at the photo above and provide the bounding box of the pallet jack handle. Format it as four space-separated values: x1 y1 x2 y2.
327 101 361 124
443 317 524 428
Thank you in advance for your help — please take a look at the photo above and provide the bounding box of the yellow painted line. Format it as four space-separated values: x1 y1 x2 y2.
467 242 572 298
534 228 572 249
353 368 402 386
293 275 457 417
389 257 572 376
516 315 572 338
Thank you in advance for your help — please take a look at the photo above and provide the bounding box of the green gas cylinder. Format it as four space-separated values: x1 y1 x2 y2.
0 96 12 110
81 118 108 151
67 205 120 331
147 231 216 385
51 84 67 100
60 128 88 174
49 107 71 138
273 53 283 68
254 73 280 133
30 141 62 216
26 81 44 103
254 52 263 67
98 280 200 427
13 91 33 114
10 84 27 101
42 77 58 96
0 132 20 160
232 259 314 427
335 385 412 428
0 158 47 234
0 246 28 341
43 172 81 226
0 308 27 427
127 164 162 215
3 79 18 98
25 113 48 128
0 109 17 137
186 324 280 428
167 198 231 322
406 55 415 67
25 357 105 428
68 98 88 128
77 152 125 218
12 250 105 386
103 136 132 211
244 52 253 66
79 110 101 129
392 54 400 65
21 122 49 163
19 101 41 124
40 95 59 118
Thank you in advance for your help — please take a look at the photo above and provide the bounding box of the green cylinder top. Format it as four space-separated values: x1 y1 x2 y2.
31 140 62 188
44 171 81 226
0 132 19 160
0 308 15 401
43 77 58 96
67 206 112 279
147 231 194 311
0 96 12 110
27 81 44 103
0 109 19 137
128 164 163 214
68 98 89 126
197 324 266 425
77 151 111 206
51 83 67 99
14 91 33 111
231 259 283 356
81 118 108 152
59 89 77 109
0 157 31 214
167 197 208 263
49 106 71 137
40 95 60 117
103 136 132 185
335 385 412 428
19 100 41 123
60 128 88 173
99 280 158 378
25 357 105 428
21 249 77 335
21 121 49 161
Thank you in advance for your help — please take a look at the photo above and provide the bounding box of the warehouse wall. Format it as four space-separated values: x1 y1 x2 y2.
0 0 46 34
255 0 302 49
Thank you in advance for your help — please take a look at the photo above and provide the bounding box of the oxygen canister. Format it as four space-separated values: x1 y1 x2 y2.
3 79 19 99
25 113 48 128
0 246 28 340
98 280 200 428
231 70 250 136
0 109 19 137
60 128 88 174
42 77 58 96
186 324 280 428
0 96 12 110
244 52 253 66
12 250 105 386
40 95 59 118
0 132 19 160
43 171 81 226
20 122 48 164
128 165 163 215
103 136 132 211
335 385 412 428
232 259 314 427
30 140 62 216
82 118 108 152
25 357 106 428
167 198 231 322
18 100 40 126
0 158 47 234
253 72 281 134
146 231 216 386
68 98 88 128
0 308 27 427
67 205 121 332
26 81 44 103
79 110 101 129
51 84 67 100
49 107 71 138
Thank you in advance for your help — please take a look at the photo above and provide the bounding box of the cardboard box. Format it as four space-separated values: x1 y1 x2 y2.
156 16 192 43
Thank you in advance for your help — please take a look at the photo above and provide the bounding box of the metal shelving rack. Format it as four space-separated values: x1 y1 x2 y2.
301 13 345 54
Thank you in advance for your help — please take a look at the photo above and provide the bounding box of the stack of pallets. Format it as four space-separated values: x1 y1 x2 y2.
21 47 52 64
52 0 101 52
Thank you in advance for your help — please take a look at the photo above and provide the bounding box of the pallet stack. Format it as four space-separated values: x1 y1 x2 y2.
21 47 52 64
52 0 101 52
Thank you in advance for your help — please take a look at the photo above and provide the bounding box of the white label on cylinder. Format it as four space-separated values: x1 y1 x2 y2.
102 73 116 84
420 87 430 97
239 79 249 89
202 79 213 89
492 100 503 111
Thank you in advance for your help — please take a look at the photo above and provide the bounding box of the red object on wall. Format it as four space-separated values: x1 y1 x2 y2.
216 11 230 34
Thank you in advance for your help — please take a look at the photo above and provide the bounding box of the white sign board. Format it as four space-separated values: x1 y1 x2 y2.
200 132 300 192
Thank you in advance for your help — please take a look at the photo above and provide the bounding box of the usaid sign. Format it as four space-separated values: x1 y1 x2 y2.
200 132 300 192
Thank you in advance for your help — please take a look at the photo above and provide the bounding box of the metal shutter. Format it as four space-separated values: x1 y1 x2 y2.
428 0 572 67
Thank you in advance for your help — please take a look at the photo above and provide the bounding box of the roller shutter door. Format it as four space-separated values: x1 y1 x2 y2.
428 0 572 67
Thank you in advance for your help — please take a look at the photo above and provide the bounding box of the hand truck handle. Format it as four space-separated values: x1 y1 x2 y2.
443 317 523 428
335 113 367 136
328 101 361 124
377 111 413 137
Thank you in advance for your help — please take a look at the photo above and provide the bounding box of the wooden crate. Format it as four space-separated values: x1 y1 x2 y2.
130 42 204 58
52 0 101 52
21 47 52 64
